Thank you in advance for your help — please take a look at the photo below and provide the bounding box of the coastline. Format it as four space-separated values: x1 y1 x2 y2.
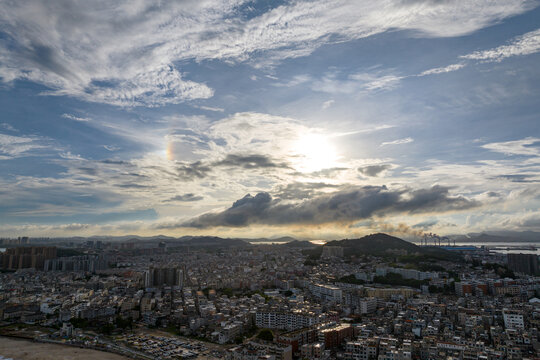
0 336 131 360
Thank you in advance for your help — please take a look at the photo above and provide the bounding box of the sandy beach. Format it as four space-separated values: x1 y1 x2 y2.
0 337 130 360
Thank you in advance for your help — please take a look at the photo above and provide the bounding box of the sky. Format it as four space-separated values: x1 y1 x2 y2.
0 0 540 239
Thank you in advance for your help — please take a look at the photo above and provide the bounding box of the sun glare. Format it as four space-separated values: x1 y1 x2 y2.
292 133 339 173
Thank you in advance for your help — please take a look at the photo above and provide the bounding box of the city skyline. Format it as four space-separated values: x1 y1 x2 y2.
1 1 540 239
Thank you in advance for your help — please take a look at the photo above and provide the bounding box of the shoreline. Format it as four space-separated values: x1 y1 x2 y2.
0 336 132 360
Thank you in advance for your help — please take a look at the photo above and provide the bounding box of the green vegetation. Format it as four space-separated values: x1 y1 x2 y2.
219 287 234 297
324 233 463 262
481 262 516 279
428 284 455 295
338 274 365 285
165 325 181 336
400 259 446 272
216 288 271 302
373 273 428 289
244 324 258 338
100 323 114 335
256 328 274 342
303 259 317 266
70 317 90 329
115 316 133 330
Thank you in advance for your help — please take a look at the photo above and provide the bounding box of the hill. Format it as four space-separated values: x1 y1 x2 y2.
326 233 419 255
324 233 460 260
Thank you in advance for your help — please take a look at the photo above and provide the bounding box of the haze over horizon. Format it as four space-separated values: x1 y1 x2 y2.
1 1 540 239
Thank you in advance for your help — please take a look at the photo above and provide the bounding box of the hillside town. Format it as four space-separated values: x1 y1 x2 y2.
1 234 540 360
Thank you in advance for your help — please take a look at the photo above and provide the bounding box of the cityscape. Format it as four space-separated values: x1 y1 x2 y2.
1 234 540 359
1 1 540 360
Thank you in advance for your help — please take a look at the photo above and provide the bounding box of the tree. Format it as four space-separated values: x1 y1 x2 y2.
100 323 114 335
257 329 274 342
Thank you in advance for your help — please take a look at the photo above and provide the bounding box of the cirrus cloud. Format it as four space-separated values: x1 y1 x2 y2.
0 0 536 106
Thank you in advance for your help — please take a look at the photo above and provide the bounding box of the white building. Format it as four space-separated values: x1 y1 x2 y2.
309 283 342 303
359 298 377 314
255 311 323 331
503 309 524 330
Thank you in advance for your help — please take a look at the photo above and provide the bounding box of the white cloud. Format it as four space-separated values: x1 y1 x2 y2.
461 28 540 62
322 99 335 110
360 74 403 92
381 137 414 146
482 137 540 156
311 71 404 94
419 63 466 76
194 105 225 112
62 113 91 122
273 74 312 87
0 133 47 159
0 123 17 132
103 145 120 151
0 1 535 106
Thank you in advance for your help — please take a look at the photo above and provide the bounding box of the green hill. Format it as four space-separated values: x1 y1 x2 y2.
324 233 460 261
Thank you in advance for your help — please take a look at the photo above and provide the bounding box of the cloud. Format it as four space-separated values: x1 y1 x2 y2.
103 145 120 151
358 164 392 177
0 1 535 106
174 153 290 181
381 137 414 146
274 182 340 200
1 123 17 132
350 73 404 92
176 161 212 181
461 28 540 62
419 63 466 76
194 105 225 112
494 174 539 183
322 99 335 110
62 113 91 122
273 75 312 87
312 71 404 94
165 193 204 202
412 219 439 229
180 185 479 228
215 154 289 169
482 137 540 156
0 133 48 159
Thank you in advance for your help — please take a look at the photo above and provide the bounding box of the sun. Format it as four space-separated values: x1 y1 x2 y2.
292 133 339 173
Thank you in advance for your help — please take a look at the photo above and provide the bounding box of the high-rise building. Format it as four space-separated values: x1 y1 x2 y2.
0 246 57 270
43 255 108 272
144 266 183 288
321 246 344 258
507 253 539 275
